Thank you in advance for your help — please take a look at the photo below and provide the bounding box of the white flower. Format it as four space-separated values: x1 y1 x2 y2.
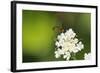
62 41 76 52
63 52 71 60
65 28 76 39
55 48 64 58
77 42 84 50
54 28 84 60
57 33 65 40
72 38 78 44
72 42 84 53
55 51 60 58
55 41 60 47
72 48 79 53
84 53 91 60
57 48 65 55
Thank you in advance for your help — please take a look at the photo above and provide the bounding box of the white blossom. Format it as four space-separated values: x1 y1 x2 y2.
54 28 84 60
84 53 91 60
63 52 71 60
55 41 60 47
55 51 60 58
65 28 76 39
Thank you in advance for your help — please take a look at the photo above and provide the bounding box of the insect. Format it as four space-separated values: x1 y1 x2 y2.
53 24 66 33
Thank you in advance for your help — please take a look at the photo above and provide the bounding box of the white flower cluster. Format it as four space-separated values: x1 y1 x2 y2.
55 28 84 60
84 53 91 60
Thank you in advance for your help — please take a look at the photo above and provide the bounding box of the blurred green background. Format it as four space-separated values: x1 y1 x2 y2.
22 10 91 63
